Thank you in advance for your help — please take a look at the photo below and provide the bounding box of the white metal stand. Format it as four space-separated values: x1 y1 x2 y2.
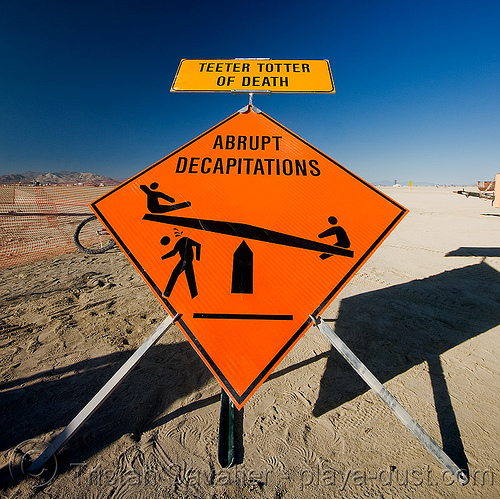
310 315 468 485
28 314 179 474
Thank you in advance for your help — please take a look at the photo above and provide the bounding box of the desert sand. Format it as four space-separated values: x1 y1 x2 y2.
1 186 499 498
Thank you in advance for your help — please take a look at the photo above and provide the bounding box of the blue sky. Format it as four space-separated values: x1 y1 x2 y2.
1 0 499 185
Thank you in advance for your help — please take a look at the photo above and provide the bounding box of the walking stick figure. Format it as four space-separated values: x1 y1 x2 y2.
140 182 191 213
160 232 201 299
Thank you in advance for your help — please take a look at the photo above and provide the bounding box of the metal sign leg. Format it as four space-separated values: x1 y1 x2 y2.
218 388 235 468
28 314 179 474
310 315 468 485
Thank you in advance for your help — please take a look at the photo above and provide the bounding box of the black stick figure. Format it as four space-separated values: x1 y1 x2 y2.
140 182 191 213
318 216 351 248
318 216 350 260
160 233 201 299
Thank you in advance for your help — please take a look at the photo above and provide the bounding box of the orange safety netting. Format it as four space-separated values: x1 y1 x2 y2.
0 185 113 268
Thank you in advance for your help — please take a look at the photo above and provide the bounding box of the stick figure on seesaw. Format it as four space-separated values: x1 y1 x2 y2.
140 182 191 213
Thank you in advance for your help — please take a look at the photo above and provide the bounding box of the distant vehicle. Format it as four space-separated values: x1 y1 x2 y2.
455 174 499 208
478 180 495 192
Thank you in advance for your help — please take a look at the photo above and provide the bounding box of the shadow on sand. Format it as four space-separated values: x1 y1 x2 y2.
445 247 500 258
0 339 215 487
314 260 500 473
0 333 328 485
2 260 499 486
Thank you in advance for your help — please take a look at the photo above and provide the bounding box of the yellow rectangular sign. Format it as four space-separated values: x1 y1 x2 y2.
171 59 335 93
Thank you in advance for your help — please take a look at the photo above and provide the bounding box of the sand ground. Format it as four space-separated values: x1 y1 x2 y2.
1 186 499 498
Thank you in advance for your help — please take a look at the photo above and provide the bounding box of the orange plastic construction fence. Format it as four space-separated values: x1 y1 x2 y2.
0 185 112 268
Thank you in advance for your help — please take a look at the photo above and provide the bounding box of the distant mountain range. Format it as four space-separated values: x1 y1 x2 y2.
0 171 120 186
0 171 467 188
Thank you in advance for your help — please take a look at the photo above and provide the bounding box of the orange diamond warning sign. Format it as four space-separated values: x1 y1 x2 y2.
91 109 408 409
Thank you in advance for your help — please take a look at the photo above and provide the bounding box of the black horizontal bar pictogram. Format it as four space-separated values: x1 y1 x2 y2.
193 313 293 320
